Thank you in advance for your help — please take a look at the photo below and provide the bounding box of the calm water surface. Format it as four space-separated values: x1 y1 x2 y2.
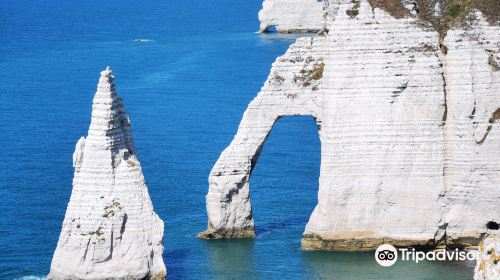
0 0 474 279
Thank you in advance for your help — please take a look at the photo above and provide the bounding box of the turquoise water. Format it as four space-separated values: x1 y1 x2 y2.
0 0 474 279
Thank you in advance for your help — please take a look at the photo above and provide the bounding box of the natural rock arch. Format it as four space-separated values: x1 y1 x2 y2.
200 1 500 251
197 40 327 240
198 110 323 239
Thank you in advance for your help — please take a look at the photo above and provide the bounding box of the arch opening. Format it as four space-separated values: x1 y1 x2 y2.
264 25 277 33
248 115 321 238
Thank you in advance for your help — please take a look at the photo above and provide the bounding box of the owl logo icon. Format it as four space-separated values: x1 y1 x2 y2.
375 244 398 267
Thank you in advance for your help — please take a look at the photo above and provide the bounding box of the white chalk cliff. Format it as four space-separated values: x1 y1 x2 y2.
200 0 500 251
475 235 500 280
49 67 166 279
258 0 326 32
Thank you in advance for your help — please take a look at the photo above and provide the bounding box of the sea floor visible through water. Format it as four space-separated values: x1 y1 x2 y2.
0 0 475 279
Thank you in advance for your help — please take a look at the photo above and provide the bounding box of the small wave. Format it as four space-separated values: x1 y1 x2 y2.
15 276 46 280
134 38 154 43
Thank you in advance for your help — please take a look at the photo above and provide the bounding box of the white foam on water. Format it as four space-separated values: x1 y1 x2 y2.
15 276 46 280
134 38 155 42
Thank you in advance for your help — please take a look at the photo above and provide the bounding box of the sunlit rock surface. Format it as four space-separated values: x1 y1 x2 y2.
48 67 166 279
475 235 500 280
258 0 325 32
201 0 500 251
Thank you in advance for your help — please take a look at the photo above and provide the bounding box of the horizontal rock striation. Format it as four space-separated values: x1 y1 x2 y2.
201 0 500 251
48 67 166 279
475 235 500 280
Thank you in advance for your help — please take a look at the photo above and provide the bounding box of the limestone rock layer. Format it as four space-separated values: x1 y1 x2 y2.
48 67 166 279
201 1 500 251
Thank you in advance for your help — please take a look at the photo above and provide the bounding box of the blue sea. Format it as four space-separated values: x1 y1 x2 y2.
0 0 474 279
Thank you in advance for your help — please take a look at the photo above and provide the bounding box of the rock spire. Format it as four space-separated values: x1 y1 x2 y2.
48 67 166 280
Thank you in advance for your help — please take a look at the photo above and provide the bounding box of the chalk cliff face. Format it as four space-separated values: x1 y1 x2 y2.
258 0 326 32
49 67 166 279
200 0 500 251
475 235 500 280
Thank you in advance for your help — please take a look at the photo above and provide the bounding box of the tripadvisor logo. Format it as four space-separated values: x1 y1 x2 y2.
375 244 398 267
374 244 478 267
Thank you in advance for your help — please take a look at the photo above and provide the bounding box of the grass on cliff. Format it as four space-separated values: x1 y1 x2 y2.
368 0 499 39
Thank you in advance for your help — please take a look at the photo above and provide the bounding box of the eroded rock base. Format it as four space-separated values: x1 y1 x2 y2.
301 233 483 251
197 226 255 240
48 272 166 280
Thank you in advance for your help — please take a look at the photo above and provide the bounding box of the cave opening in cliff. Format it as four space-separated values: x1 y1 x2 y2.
249 115 320 240
486 221 499 230
264 25 277 33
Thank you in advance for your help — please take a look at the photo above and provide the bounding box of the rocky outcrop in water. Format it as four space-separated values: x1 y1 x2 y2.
475 235 500 280
200 0 500 251
258 0 326 32
48 67 166 279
